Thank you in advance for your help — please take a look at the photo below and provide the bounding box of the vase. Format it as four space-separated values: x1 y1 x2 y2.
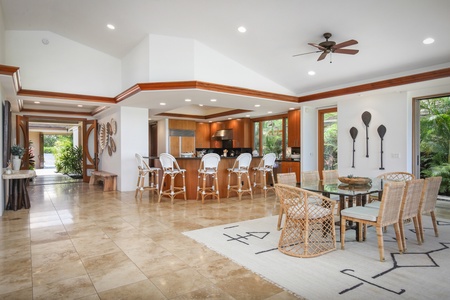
12 156 22 171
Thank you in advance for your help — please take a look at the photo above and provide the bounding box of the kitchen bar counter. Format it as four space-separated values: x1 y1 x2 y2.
154 156 262 200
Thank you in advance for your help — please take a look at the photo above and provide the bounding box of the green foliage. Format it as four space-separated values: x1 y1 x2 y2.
323 112 338 170
11 144 25 157
54 145 83 176
262 119 283 157
420 96 450 195
28 140 35 170
43 147 53 154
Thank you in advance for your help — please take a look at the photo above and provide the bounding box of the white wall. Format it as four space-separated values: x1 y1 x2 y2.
122 35 150 90
157 119 169 156
299 106 317 172
5 30 122 96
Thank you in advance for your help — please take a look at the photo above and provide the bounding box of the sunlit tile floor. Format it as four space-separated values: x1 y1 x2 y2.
1 175 301 300
1 174 449 299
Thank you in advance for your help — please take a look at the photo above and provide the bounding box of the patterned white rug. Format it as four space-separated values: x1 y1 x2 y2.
183 215 450 299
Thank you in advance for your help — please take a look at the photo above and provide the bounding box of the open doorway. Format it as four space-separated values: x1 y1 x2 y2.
30 124 83 185
413 95 450 197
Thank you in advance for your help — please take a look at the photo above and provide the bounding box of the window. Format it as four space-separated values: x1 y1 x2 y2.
253 116 287 159
318 108 338 171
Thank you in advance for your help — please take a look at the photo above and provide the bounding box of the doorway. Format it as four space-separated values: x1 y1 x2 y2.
413 95 450 196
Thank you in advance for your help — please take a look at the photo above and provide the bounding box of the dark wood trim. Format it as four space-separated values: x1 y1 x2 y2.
157 109 252 120
251 113 288 122
298 68 450 102
0 64 20 75
26 115 87 122
18 89 116 103
116 81 299 103
21 108 92 117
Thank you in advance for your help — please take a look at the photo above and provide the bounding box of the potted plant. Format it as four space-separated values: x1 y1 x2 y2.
11 144 25 158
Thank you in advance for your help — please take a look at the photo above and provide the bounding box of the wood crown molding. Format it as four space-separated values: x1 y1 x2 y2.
157 109 252 120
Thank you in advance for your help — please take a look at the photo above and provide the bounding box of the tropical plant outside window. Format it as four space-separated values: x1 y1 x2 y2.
323 112 338 170
420 96 450 195
253 118 286 158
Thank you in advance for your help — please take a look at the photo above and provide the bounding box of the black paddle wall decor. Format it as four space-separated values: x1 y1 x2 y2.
377 125 387 170
361 111 372 158
350 127 358 168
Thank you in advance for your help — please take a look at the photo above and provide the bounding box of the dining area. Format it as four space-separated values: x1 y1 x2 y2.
274 170 443 262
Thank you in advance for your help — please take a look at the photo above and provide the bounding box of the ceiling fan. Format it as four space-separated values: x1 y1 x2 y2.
293 32 359 62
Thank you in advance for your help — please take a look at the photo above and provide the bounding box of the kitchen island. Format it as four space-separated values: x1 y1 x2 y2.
154 156 262 200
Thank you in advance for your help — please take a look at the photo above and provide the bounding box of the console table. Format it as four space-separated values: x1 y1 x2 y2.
3 170 35 211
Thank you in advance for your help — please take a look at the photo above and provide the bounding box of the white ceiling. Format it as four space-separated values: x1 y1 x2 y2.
1 0 450 121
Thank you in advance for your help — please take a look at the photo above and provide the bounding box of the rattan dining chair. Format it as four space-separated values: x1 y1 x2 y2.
366 171 415 207
252 153 276 198
276 172 297 231
418 176 442 243
275 183 336 258
158 153 187 203
134 153 160 199
341 181 406 261
227 153 253 200
196 153 221 203
398 179 425 250
322 170 339 183
301 170 320 183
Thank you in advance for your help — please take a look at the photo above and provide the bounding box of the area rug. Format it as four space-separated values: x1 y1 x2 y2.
183 216 450 299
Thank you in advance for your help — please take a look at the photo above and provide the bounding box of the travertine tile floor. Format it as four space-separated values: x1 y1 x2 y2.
1 177 449 299
0 178 301 300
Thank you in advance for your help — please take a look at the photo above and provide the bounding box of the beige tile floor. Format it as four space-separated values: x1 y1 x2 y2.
1 175 449 299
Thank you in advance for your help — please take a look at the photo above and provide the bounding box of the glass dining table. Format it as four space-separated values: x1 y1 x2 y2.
299 177 384 241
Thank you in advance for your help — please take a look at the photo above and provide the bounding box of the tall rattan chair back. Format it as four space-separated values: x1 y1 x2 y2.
322 170 339 184
378 172 415 181
275 172 297 230
274 184 336 258
418 176 442 243
301 170 320 183
253 153 277 197
398 179 425 250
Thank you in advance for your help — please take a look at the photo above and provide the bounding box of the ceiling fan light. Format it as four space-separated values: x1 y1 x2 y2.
308 71 316 76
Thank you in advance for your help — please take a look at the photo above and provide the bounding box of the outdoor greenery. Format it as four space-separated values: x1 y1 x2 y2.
323 112 338 170
51 134 82 177
262 119 283 158
28 140 35 170
420 96 450 195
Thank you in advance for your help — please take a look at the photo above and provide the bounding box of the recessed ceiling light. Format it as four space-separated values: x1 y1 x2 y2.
245 115 250 117
107 24 115 30
199 104 204 106
423 37 434 44
160 102 166 106
238 26 247 33
254 104 261 107
210 99 217 102
77 104 83 107
185 99 191 102
308 71 316 76
34 101 40 104
289 107 294 110
228 117 232 120
268 111 273 114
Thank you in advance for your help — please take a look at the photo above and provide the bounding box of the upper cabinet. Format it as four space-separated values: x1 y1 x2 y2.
195 122 211 148
288 109 301 147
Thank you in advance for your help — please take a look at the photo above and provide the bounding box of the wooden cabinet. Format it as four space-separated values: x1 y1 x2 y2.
288 109 301 147
209 118 251 148
195 122 210 148
280 161 300 183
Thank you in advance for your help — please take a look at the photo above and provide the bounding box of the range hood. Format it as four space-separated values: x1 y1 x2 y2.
212 129 233 140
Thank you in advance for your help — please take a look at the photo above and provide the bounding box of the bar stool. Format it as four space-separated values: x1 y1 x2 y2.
196 153 221 203
158 153 187 203
227 153 253 200
252 153 276 197
135 153 160 200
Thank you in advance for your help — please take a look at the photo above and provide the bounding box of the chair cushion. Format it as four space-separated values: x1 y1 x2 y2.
365 201 381 209
341 206 379 221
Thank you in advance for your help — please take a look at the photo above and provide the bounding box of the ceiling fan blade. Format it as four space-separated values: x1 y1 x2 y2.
333 48 359 55
292 50 321 57
317 51 328 61
308 42 327 51
332 39 358 50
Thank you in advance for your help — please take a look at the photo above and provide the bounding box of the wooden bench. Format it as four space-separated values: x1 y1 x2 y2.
89 171 117 191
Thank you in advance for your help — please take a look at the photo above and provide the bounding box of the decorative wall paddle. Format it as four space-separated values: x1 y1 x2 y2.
362 111 372 158
350 127 358 168
377 125 386 170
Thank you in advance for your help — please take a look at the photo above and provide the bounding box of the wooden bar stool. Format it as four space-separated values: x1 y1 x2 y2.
196 153 221 203
252 153 276 197
227 153 253 200
158 153 187 203
135 153 160 199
